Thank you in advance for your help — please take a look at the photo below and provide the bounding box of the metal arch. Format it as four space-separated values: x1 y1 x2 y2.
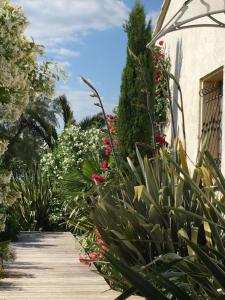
147 0 225 48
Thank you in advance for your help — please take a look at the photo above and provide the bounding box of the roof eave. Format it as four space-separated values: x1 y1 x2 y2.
154 0 171 34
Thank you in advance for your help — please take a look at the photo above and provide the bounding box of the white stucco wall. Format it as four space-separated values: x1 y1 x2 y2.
160 0 225 170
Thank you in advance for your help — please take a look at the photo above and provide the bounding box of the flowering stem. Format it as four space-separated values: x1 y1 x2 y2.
81 77 120 171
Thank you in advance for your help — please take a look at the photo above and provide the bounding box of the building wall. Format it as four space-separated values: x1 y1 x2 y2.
160 0 225 170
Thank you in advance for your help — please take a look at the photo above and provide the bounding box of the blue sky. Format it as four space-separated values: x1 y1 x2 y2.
13 0 163 121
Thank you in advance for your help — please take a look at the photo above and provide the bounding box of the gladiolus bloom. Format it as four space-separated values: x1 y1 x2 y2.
92 174 105 184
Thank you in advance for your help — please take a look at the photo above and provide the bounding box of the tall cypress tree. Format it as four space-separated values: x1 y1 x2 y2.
117 1 155 159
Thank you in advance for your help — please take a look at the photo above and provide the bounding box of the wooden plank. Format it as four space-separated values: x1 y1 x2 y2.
0 232 143 300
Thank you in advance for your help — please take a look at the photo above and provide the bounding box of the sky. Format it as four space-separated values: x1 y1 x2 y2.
13 0 163 122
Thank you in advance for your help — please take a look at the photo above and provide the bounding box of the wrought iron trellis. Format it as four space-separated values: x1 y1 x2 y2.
200 85 223 168
147 0 225 48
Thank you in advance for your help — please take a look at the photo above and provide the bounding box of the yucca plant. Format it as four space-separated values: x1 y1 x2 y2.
89 143 225 299
12 166 55 231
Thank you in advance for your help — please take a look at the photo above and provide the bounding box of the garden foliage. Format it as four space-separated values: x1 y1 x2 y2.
0 0 57 268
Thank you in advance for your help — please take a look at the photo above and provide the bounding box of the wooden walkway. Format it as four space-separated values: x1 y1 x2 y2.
0 232 141 300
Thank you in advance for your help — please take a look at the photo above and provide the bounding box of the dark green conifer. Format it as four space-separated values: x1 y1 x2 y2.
117 1 155 158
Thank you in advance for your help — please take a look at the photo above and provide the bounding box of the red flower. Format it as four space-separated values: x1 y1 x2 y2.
92 174 105 184
154 71 161 80
155 132 168 147
102 160 108 171
89 252 97 260
105 146 111 157
159 40 164 46
102 244 108 251
106 114 114 121
79 255 91 267
98 253 104 259
102 137 110 145
114 139 119 146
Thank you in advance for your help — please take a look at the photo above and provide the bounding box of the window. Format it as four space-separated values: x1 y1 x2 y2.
200 68 223 167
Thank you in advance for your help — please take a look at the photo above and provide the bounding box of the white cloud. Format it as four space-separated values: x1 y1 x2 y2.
57 60 72 69
48 48 80 58
12 0 129 46
146 10 160 28
57 89 116 122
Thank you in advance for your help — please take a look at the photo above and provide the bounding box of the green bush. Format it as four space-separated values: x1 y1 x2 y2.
12 166 56 231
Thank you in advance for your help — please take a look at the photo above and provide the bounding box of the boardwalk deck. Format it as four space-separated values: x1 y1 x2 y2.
0 232 142 300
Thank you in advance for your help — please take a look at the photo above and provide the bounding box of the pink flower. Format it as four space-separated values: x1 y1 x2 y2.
92 174 105 184
98 253 104 259
102 160 108 171
102 137 110 145
102 244 108 251
98 239 104 245
89 252 97 260
159 40 164 46
79 255 91 267
114 139 119 146
95 229 101 238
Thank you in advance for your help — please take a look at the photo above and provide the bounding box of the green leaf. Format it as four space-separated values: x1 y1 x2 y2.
105 253 168 300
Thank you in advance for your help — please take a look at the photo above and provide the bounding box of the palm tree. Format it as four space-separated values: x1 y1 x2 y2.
79 113 104 130
53 95 76 128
